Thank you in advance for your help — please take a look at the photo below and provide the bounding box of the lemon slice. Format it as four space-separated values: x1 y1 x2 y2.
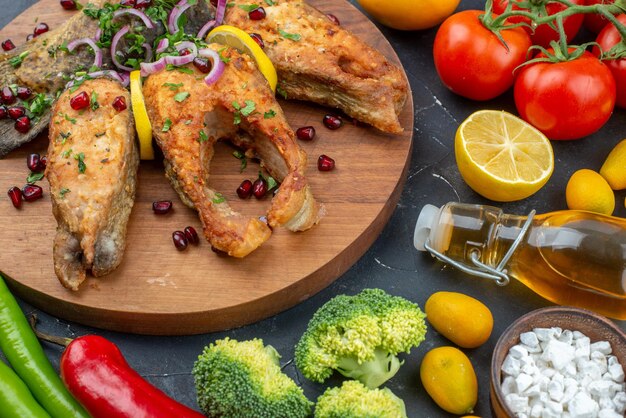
129 70 154 160
455 110 554 202
206 25 278 92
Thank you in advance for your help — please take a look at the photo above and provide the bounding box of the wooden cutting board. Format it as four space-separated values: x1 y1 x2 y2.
0 0 414 335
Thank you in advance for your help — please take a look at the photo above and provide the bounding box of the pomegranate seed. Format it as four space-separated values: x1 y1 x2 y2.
112 96 127 111
323 114 342 130
33 23 49 37
0 106 7 119
134 0 151 8
8 106 26 120
184 226 199 245
179 48 192 56
26 34 34 42
296 126 315 141
22 184 43 202
27 153 43 172
60 0 77 9
7 186 22 208
14 116 30 133
252 178 267 199
16 86 32 100
248 7 266 20
192 57 212 73
210 0 217 6
172 230 188 250
318 154 335 171
326 13 340 25
152 200 172 214
70 91 89 110
40 155 48 170
237 179 253 199
120 0 135 5
1 86 16 105
1 39 15 51
249 33 265 49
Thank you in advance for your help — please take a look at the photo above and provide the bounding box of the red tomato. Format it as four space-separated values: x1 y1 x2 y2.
433 10 532 101
584 0 615 33
493 0 584 48
514 50 616 140
593 14 626 108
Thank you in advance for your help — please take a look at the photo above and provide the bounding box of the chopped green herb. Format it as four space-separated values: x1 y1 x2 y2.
163 82 184 91
9 51 29 68
174 91 190 102
62 148 73 158
162 118 173 132
238 4 259 12
278 28 301 41
198 130 208 142
260 171 278 191
90 91 100 111
240 100 256 116
166 64 194 74
233 150 248 172
212 193 225 204
60 131 71 144
63 113 77 124
276 85 287 99
74 152 86 174
264 109 276 119
28 93 53 118
59 188 71 198
27 172 45 184
264 0 275 5
217 47 231 63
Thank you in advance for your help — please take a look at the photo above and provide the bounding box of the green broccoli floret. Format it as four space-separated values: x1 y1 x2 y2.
295 288 427 388
315 380 407 418
192 338 312 418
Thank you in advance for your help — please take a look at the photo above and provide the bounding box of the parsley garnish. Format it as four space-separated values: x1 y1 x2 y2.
238 4 259 12
74 152 86 174
212 193 225 204
174 91 190 102
163 82 183 91
276 85 287 99
162 118 172 132
278 28 301 41
60 131 71 144
232 99 256 124
217 47 231 63
259 171 278 191
264 109 276 119
264 0 275 5
198 130 208 142
28 93 53 118
233 150 247 172
9 51 29 68
62 148 73 158
59 188 71 198
90 91 100 111
27 172 45 184
166 64 194 74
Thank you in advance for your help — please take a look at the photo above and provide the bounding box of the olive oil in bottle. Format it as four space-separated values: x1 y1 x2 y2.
414 202 626 320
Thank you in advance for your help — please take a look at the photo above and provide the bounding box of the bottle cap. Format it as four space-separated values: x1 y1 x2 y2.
414 204 441 251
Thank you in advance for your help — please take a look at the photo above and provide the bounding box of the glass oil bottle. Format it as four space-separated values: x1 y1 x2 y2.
414 202 626 320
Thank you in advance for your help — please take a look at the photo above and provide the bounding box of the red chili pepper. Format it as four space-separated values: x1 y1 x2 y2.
60 335 204 418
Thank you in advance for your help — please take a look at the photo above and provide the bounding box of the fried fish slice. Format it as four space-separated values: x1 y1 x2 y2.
46 78 138 290
143 45 321 257
222 0 409 133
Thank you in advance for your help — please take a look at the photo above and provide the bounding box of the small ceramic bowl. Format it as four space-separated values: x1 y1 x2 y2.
490 306 626 418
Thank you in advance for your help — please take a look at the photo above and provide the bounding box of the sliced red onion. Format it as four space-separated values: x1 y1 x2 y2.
175 40 198 56
95 28 102 42
119 71 130 87
140 56 166 77
65 70 127 89
111 25 135 72
113 8 155 29
168 0 193 34
198 48 225 85
165 54 195 66
67 37 103 68
156 38 169 53
197 19 215 39
215 0 227 25
143 42 153 62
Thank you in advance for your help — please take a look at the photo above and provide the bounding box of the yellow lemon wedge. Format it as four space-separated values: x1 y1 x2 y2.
455 110 554 202
206 25 277 92
129 70 154 160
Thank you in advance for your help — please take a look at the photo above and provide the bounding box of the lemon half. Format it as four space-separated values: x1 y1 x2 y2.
455 110 554 202
206 25 277 92
129 70 154 160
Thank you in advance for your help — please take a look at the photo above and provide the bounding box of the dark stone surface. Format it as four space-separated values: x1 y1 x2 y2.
1 1 625 417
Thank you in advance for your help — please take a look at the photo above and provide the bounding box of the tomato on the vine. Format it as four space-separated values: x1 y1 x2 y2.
514 50 616 140
493 0 585 48
593 14 626 108
584 0 615 33
433 10 532 101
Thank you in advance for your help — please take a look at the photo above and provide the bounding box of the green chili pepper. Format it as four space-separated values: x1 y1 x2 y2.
0 359 51 418
0 275 89 418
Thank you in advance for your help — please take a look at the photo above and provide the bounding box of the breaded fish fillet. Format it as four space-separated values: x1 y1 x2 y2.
46 78 139 290
143 45 321 257
223 0 409 133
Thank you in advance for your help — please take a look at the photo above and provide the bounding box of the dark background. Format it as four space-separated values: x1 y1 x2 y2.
2 0 625 417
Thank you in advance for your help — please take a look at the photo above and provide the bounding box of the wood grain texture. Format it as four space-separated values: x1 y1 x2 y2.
0 0 414 335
